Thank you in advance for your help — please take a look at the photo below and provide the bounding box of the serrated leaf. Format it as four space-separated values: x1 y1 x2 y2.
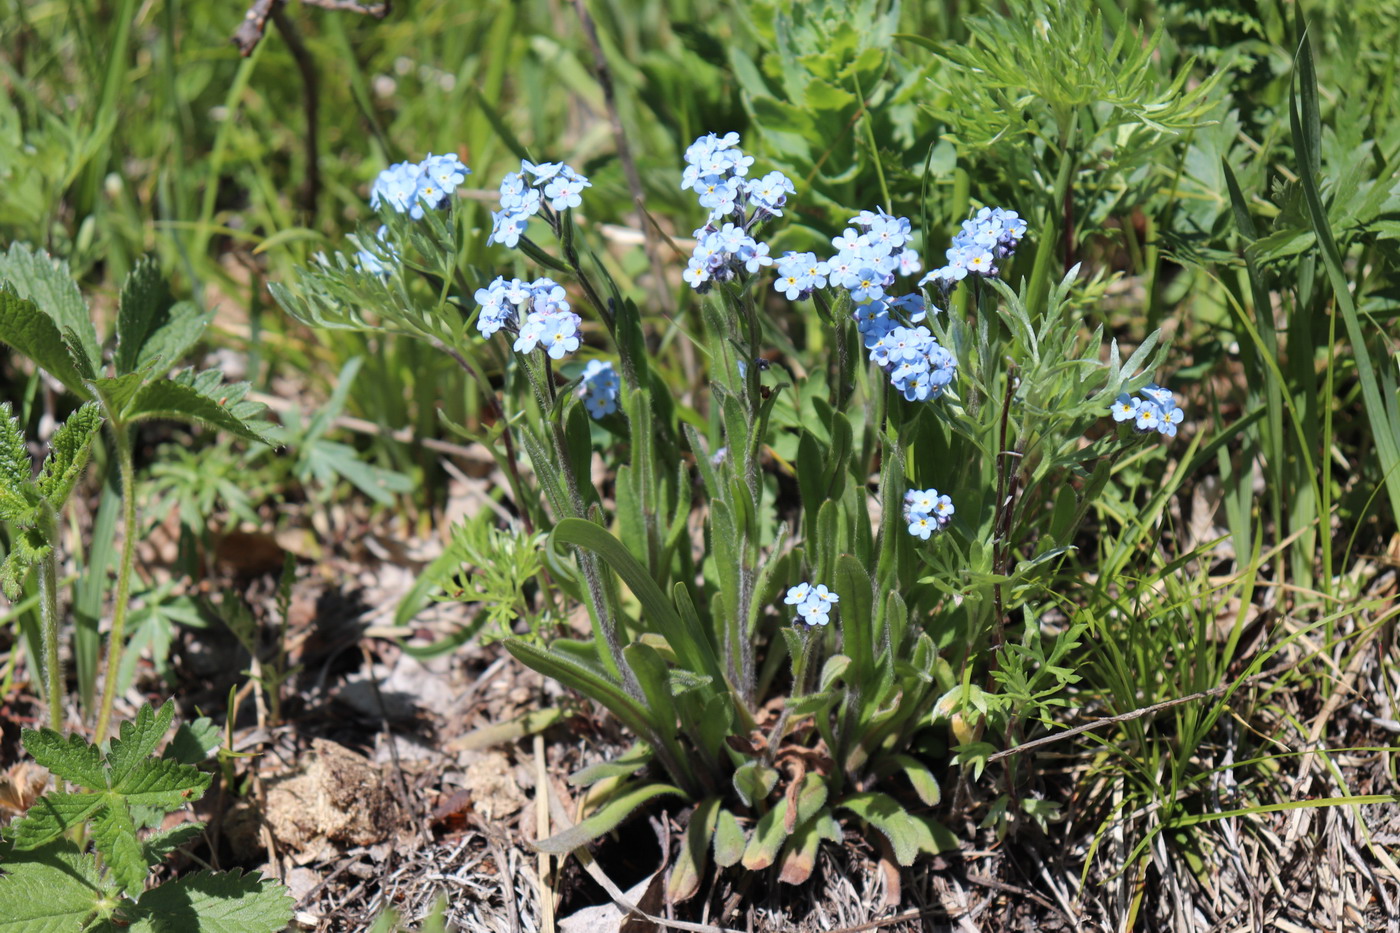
141 821 206 867
531 782 685 854
106 701 176 785
36 403 102 509
163 718 221 765
90 802 146 896
21 728 107 790
4 793 106 850
0 839 105 933
123 869 293 933
116 259 212 376
0 243 100 377
122 378 270 445
0 287 90 398
0 529 50 600
0 402 33 494
112 757 211 809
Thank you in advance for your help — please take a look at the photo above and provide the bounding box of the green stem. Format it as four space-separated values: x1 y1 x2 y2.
94 422 135 742
37 509 64 729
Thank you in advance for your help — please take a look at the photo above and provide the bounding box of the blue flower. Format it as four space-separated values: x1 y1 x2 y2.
488 159 591 250
1111 384 1184 438
918 205 1022 299
578 360 621 419
773 251 828 301
904 486 954 538
370 154 471 219
1110 394 1140 422
784 582 812 605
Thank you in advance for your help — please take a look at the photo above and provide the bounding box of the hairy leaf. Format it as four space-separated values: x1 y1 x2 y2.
116 259 212 375
0 243 100 377
90 803 146 896
106 700 176 785
0 402 33 503
4 793 106 850
0 840 105 933
36 403 103 509
0 287 90 398
112 757 211 809
839 792 923 866
21 728 107 790
141 821 206 867
668 797 719 903
123 869 294 933
712 807 745 868
122 377 270 445
531 782 685 854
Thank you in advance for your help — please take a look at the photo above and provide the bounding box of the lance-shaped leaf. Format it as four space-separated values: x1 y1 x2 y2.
712 807 746 868
531 781 685 854
0 243 100 378
36 403 103 509
668 797 720 903
870 754 942 807
839 792 929 866
549 519 725 688
115 258 213 376
741 774 828 870
505 639 657 742
0 287 90 398
777 809 840 885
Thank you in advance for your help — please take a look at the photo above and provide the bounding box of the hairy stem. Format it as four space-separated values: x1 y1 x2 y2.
37 509 64 729
94 422 136 742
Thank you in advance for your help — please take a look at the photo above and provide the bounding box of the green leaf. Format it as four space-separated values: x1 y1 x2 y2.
0 287 90 398
0 402 33 504
21 728 106 790
0 840 105 933
123 870 293 933
122 376 270 445
504 639 658 744
741 775 828 870
871 754 942 807
36 403 103 509
731 760 778 808
0 528 50 600
839 792 924 866
112 757 211 809
163 718 222 765
106 700 175 786
0 243 100 378
668 798 719 903
4 793 106 850
90 803 146 896
712 807 746 868
549 519 724 688
141 821 206 867
115 259 212 375
532 782 685 854
568 743 653 787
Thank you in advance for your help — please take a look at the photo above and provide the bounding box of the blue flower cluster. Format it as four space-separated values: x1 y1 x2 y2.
370 153 471 220
681 133 788 292
474 276 583 361
857 298 956 402
918 207 1026 297
578 360 621 419
784 581 840 627
357 153 470 274
1111 383 1184 437
488 160 592 249
904 487 954 540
